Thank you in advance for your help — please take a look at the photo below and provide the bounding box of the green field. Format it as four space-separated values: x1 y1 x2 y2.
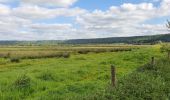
0 45 167 99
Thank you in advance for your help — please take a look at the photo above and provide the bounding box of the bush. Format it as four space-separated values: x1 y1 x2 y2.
77 50 90 54
94 49 107 53
62 52 70 58
160 43 170 58
3 52 11 58
10 57 20 63
13 74 31 89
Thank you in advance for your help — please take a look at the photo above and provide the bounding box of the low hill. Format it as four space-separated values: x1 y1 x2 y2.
0 34 170 45
64 33 170 44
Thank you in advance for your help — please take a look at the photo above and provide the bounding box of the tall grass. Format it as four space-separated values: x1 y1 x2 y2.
13 74 31 89
81 58 170 100
0 45 164 99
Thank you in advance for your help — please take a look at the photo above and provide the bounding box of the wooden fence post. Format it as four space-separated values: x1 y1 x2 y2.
111 65 116 87
168 52 170 59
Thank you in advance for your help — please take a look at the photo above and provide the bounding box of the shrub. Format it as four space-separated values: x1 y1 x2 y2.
108 48 132 52
77 50 90 54
10 57 20 63
62 52 70 58
13 74 31 89
160 43 170 58
3 52 11 58
109 49 115 52
94 49 107 53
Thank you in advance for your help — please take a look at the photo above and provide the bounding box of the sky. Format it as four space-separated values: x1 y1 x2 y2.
0 0 170 40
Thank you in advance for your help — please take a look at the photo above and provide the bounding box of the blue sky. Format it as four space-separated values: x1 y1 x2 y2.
75 0 160 10
0 0 169 40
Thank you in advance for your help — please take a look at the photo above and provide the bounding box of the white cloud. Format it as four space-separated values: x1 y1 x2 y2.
0 0 14 3
0 0 170 40
159 0 170 16
12 5 86 19
21 0 78 7
30 23 72 30
74 0 170 38
121 3 155 11
0 4 11 15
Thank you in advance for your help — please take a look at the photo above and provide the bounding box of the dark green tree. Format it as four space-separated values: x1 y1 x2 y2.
166 20 170 29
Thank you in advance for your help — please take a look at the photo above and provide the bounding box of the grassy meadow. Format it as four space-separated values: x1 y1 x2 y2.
0 44 168 99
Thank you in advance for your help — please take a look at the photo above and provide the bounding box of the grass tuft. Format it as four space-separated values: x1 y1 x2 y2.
10 57 20 63
13 74 31 89
38 70 55 81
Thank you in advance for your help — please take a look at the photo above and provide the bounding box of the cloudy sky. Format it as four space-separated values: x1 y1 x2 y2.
0 0 170 40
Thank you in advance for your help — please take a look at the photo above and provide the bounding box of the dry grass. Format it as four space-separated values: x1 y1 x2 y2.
0 45 143 59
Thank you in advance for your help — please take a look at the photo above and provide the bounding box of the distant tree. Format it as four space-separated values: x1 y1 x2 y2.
166 20 170 29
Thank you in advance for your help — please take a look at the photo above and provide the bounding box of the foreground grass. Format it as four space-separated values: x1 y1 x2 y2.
82 58 170 100
0 45 163 99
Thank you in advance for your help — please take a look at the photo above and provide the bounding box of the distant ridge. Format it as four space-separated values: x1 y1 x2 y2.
0 34 170 45
64 33 170 44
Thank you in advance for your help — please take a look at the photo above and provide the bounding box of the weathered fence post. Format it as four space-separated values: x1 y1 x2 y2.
111 65 116 87
168 52 170 59
151 57 155 67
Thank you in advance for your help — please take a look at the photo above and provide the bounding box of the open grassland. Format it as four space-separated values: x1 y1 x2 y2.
0 45 145 59
83 58 170 100
0 45 166 99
